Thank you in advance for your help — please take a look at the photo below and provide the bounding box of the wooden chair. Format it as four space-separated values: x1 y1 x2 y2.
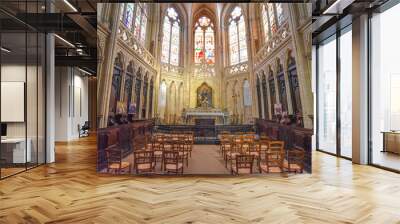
133 150 156 174
225 137 242 168
163 151 184 174
152 135 164 167
261 141 285 173
184 133 194 157
231 155 254 175
242 135 255 153
162 134 173 151
284 148 305 173
176 137 189 167
133 135 148 152
257 139 269 153
245 141 261 173
220 135 232 157
105 146 131 174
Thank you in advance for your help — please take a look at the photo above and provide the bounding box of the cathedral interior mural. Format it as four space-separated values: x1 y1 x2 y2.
97 3 312 175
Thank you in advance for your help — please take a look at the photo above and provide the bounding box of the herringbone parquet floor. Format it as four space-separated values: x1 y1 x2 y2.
1 135 400 224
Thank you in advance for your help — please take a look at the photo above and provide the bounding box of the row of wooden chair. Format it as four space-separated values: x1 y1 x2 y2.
219 134 304 174
133 133 194 174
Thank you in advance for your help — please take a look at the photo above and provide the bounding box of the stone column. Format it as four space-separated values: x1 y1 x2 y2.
97 4 121 128
145 78 151 119
138 75 144 119
245 5 257 122
258 75 266 119
288 4 313 128
283 62 294 114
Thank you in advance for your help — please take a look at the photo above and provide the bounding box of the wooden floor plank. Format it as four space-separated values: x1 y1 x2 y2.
0 135 400 223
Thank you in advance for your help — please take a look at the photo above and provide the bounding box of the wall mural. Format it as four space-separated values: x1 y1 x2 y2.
196 82 213 108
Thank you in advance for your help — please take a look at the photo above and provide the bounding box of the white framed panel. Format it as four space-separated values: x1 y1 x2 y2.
1 81 25 122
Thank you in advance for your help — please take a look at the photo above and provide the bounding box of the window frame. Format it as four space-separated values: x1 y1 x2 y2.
120 3 148 46
228 6 248 66
161 7 181 66
194 16 215 65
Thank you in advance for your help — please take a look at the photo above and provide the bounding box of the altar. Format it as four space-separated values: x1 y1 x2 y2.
183 108 229 125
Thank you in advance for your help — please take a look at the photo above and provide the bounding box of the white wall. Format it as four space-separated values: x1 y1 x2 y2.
1 65 33 137
54 67 89 141
1 63 46 164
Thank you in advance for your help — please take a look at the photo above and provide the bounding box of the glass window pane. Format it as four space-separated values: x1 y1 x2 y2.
140 14 147 45
229 22 239 65
119 3 125 21
371 4 400 171
276 3 284 26
194 27 203 64
267 4 276 34
204 27 214 64
123 3 134 29
161 17 171 64
133 5 142 38
317 36 337 154
1 32 28 177
262 4 270 43
170 22 180 66
340 27 352 158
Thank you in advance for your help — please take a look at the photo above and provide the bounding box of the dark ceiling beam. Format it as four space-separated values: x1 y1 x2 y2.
66 13 97 38
9 13 82 32
55 55 96 69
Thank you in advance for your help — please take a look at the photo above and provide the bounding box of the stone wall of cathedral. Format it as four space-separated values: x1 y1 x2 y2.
97 3 312 128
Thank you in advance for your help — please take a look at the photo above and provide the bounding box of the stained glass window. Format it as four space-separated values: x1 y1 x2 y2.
170 21 180 66
194 16 215 64
204 27 214 64
161 7 181 66
267 4 277 34
238 16 247 63
123 3 134 29
194 26 203 64
228 6 247 65
161 17 171 63
120 4 125 21
140 10 147 44
276 3 284 26
229 21 239 65
133 5 142 38
121 3 147 46
261 4 270 43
